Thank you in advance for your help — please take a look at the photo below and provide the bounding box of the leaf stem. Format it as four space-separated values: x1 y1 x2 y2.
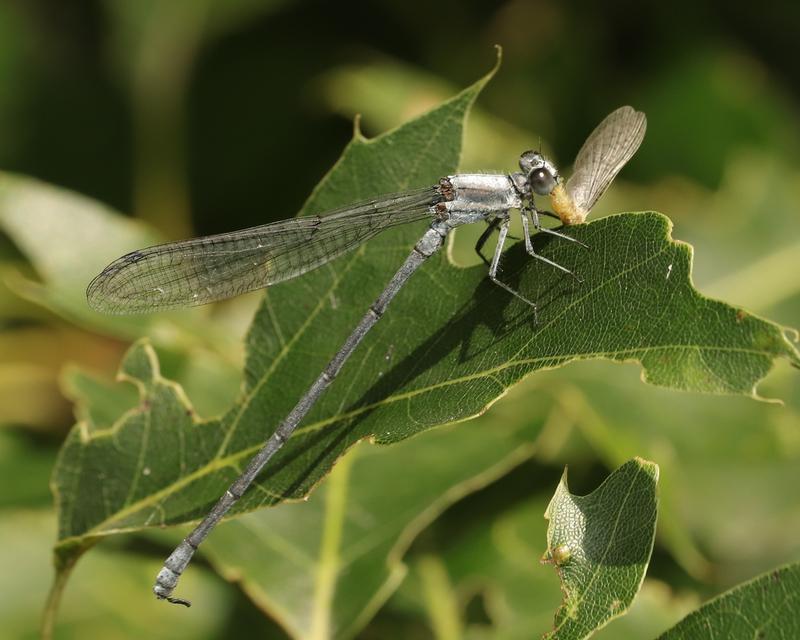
419 555 462 640
309 450 355 639
41 548 84 640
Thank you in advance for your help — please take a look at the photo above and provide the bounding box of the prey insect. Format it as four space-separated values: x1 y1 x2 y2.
87 105 646 606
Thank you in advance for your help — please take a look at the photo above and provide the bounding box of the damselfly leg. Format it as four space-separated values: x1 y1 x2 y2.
475 217 502 266
521 205 585 282
529 206 588 248
475 217 523 265
488 216 539 321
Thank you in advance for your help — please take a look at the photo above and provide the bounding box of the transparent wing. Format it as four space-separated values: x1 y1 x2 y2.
87 187 438 314
565 106 646 213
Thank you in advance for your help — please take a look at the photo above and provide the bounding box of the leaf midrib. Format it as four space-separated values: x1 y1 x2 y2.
55 220 779 543
56 333 780 550
59 224 789 544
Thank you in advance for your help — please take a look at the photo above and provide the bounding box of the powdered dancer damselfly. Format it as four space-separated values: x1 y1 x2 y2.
87 105 646 605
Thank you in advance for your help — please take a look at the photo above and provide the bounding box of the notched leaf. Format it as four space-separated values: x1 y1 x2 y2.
53 340 204 541
542 458 659 640
60 364 139 434
51 135 797 551
46 48 799 629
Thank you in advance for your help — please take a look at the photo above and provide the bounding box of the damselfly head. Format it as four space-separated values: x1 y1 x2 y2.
518 150 560 196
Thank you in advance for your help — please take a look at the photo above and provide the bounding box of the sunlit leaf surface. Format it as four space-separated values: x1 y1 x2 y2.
543 459 659 640
658 563 800 639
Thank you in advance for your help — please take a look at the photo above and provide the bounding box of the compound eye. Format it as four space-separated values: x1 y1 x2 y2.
530 167 556 195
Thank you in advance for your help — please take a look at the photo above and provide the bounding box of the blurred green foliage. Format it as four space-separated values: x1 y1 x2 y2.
0 1 799 638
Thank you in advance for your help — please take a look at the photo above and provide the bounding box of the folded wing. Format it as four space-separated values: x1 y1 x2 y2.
87 188 437 314
565 106 647 214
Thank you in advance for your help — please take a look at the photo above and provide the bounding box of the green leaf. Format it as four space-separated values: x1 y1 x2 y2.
424 496 563 639
0 172 248 418
658 563 800 639
47 53 798 626
199 413 540 639
543 458 659 639
61 365 139 434
0 171 160 333
3 510 231 640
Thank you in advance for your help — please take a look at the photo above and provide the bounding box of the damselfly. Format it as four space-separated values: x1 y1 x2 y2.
87 105 646 605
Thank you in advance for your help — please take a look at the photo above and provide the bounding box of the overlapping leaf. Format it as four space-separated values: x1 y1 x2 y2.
659 563 800 639
543 459 659 639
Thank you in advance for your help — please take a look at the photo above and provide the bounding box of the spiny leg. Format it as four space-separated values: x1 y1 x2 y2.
475 217 502 266
520 209 582 280
475 215 521 265
528 207 588 248
537 209 560 221
488 217 538 320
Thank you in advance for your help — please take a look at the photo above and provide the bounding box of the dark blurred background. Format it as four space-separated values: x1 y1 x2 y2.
1 1 798 638
3 0 799 235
